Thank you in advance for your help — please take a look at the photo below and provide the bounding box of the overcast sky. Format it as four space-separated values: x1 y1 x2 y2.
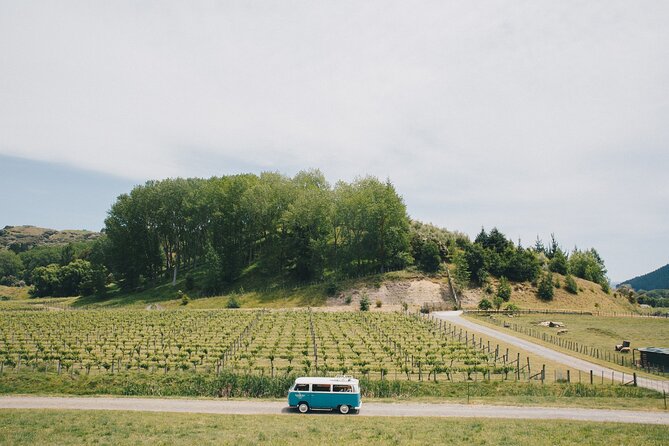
1 1 668 281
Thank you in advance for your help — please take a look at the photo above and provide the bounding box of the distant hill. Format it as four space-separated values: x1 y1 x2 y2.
621 264 669 291
0 225 101 252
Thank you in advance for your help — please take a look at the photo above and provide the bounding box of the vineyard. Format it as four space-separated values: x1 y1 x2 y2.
0 310 522 382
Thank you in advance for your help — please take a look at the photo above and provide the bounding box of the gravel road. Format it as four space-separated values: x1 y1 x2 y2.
1 396 667 425
432 311 669 393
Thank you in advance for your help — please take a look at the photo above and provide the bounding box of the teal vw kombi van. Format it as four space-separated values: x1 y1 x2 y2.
288 376 361 414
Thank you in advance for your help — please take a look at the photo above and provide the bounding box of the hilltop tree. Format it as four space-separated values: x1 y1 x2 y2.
548 248 569 275
0 250 23 284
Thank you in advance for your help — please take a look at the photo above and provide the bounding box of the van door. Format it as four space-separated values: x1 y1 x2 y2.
310 383 332 409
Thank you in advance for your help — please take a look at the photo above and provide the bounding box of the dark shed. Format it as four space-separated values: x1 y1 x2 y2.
636 347 669 372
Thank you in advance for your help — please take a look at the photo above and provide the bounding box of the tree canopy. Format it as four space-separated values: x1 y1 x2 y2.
103 171 413 291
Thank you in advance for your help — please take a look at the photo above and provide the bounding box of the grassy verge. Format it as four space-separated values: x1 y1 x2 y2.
0 371 664 410
1 410 667 445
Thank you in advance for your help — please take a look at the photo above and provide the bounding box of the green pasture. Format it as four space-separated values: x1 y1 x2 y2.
1 410 667 446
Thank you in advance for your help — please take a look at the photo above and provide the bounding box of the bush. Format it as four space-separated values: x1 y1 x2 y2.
504 303 520 314
359 294 370 311
601 281 610 294
478 298 492 310
178 290 190 306
565 274 578 294
375 299 382 308
226 295 240 309
537 273 555 300
496 277 511 302
344 295 352 305
325 281 340 296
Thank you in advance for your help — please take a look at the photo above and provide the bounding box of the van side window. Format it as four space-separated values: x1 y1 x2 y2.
333 385 352 392
294 384 309 391
311 384 331 392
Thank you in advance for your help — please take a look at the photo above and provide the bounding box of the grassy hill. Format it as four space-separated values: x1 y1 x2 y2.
456 271 635 313
621 263 669 291
0 225 101 252
0 259 636 314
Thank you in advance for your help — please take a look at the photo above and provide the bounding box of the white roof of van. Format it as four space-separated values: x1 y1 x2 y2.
294 376 359 385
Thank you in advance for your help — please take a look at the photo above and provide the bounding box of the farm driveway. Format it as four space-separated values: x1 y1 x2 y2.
0 396 668 425
432 311 669 393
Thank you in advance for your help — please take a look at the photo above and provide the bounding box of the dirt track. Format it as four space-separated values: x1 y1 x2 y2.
432 311 669 393
1 396 667 425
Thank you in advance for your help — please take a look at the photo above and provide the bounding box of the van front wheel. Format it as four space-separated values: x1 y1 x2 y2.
338 405 350 414
298 402 309 413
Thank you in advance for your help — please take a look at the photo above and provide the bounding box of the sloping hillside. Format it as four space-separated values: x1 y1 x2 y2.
0 225 101 252
621 263 669 291
458 273 636 312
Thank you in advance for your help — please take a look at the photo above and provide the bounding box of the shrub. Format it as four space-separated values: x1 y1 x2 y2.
601 281 610 294
504 303 520 314
325 281 340 296
226 295 240 309
478 298 492 310
496 277 511 302
565 274 578 294
375 299 382 308
359 294 370 311
178 290 190 306
344 295 352 305
493 296 503 310
537 273 555 300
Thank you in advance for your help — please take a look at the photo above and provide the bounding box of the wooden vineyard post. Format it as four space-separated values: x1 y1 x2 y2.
541 365 545 384
590 370 594 385
567 369 570 383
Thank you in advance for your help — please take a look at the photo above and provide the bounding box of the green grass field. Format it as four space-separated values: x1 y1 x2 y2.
467 313 669 375
0 410 667 445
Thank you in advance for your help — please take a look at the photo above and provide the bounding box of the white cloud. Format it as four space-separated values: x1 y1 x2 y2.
1 1 668 279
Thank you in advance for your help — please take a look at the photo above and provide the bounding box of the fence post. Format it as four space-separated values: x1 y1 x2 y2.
567 369 570 383
541 365 545 384
590 370 593 385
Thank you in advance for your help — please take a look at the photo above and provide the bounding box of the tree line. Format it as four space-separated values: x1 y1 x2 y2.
452 229 609 302
101 171 429 292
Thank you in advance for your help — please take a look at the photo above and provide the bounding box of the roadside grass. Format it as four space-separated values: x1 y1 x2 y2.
465 313 669 380
0 372 664 411
1 410 667 446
